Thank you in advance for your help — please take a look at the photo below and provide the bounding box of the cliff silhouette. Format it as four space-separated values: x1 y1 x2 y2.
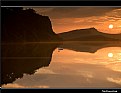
59 28 121 41
2 7 61 42
1 7 61 86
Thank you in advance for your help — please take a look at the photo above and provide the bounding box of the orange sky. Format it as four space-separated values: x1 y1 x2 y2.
33 7 121 34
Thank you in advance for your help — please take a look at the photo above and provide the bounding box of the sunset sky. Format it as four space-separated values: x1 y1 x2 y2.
33 7 121 34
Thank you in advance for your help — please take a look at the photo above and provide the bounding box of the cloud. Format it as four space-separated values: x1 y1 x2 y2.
33 7 120 19
33 7 121 33
106 8 121 18
32 8 53 13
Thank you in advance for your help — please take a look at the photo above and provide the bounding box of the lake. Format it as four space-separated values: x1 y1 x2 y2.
1 41 121 88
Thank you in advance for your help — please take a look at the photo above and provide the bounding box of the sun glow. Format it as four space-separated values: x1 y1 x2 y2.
109 24 114 29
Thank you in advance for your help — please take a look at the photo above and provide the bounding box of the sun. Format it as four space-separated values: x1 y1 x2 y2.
108 53 113 58
109 24 113 29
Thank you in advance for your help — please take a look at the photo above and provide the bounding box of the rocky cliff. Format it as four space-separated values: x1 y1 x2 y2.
2 7 60 42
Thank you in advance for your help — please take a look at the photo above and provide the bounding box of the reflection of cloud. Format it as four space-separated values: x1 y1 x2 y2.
79 71 93 78
107 77 121 85
2 84 24 88
107 62 121 72
2 47 121 88
35 68 56 74
2 62 121 88
2 83 49 88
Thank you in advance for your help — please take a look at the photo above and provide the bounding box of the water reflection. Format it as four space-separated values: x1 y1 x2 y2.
1 43 58 85
1 42 121 88
108 53 113 58
59 41 121 53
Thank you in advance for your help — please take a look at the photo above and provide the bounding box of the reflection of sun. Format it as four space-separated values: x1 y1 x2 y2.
109 24 113 29
108 53 113 58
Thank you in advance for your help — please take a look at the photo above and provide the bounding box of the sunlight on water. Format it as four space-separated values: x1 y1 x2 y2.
108 53 113 58
2 47 121 88
53 47 121 65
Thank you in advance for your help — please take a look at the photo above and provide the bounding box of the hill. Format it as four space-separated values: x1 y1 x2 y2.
59 28 121 41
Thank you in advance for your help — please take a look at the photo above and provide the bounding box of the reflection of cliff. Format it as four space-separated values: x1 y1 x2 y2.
1 43 58 85
2 7 60 42
59 41 121 53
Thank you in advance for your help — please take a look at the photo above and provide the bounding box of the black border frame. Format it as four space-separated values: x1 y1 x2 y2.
1 1 121 6
1 0 121 93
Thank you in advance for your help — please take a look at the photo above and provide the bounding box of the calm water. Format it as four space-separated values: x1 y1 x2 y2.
1 42 121 88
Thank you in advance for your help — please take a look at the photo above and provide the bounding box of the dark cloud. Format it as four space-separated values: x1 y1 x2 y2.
33 7 120 19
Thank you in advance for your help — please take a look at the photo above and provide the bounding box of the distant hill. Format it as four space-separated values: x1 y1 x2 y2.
2 7 61 43
59 28 121 41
